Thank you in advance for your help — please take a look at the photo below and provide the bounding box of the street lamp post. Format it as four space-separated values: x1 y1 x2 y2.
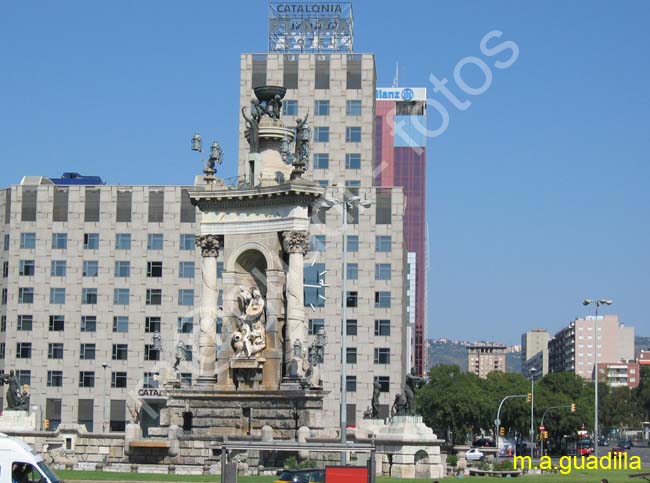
529 367 537 459
316 193 371 465
101 363 110 432
582 298 612 457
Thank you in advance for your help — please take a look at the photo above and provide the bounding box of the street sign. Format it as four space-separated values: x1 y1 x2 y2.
539 425 545 431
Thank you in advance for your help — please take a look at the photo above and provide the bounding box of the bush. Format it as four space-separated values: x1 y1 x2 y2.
446 454 458 467
283 456 318 469
493 460 514 471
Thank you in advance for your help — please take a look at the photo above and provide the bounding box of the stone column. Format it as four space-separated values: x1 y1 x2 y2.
195 234 223 386
282 231 309 379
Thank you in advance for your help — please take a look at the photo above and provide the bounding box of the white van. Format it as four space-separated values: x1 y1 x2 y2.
0 434 61 483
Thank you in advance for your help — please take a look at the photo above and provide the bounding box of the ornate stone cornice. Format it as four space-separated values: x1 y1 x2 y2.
282 231 310 255
195 234 223 258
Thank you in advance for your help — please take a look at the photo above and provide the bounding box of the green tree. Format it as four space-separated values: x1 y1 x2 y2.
634 365 650 420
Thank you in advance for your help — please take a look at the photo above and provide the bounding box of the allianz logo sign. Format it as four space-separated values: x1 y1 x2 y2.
376 88 415 101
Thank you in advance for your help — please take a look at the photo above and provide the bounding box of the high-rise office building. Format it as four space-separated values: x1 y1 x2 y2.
548 315 634 380
521 329 549 379
375 87 427 376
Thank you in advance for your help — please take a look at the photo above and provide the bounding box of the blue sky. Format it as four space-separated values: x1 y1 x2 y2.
1 1 648 344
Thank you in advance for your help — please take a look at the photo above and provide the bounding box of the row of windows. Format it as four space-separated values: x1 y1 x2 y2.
8 287 196 306
282 99 362 117
344 347 391 365
17 187 195 224
308 318 391 336
253 53 363 91
10 233 197 251
9 260 196 279
346 375 390 393
311 126 361 143
0 315 201 334
6 342 192 363
312 153 363 170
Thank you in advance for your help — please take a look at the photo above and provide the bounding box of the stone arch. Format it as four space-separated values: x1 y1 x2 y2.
234 249 269 297
414 449 429 464
226 241 280 272
414 449 431 478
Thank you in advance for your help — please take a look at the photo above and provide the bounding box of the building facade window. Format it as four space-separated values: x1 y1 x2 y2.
84 233 100 249
376 189 392 224
375 291 391 308
114 261 130 277
346 263 358 280
17 315 32 331
180 234 194 250
347 235 359 252
179 261 195 278
283 100 298 116
345 153 361 169
82 288 98 304
314 100 330 116
116 190 132 222
51 260 66 277
146 289 162 305
80 344 96 360
375 263 391 280
252 54 267 88
346 291 358 308
19 260 35 276
346 375 357 392
143 372 158 389
346 347 357 364
178 289 194 306
79 371 95 388
20 233 35 249
346 100 362 116
346 127 361 143
47 370 63 387
49 288 65 304
313 127 330 143
315 56 330 89
115 233 131 250
180 189 196 223
84 189 101 222
3 234 9 250
177 317 193 333
52 188 69 222
304 263 326 307
346 55 362 89
112 344 128 361
374 348 390 364
144 345 160 361
83 261 98 277
48 343 64 359
81 316 96 332
310 235 326 252
147 234 164 250
111 372 128 388
313 153 329 169
375 235 391 252
21 187 37 221
145 316 161 333
148 190 165 223
147 261 163 278
374 375 390 392
113 288 129 305
16 342 32 359
346 319 357 336
374 319 391 336
49 315 64 331
283 55 298 88
113 316 129 333
52 233 67 249
308 319 324 335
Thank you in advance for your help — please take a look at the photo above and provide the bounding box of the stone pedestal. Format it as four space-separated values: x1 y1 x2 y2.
356 415 444 479
0 410 37 431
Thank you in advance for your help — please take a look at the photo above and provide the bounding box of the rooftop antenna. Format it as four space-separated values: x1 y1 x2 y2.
393 61 399 88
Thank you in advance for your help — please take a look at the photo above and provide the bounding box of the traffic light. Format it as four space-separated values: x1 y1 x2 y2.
542 431 549 440
43 419 50 430
570 403 576 413
527 392 532 403
499 426 505 437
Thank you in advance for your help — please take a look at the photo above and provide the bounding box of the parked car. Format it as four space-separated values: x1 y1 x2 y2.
465 448 485 461
598 436 609 446
617 439 633 449
274 469 325 483
610 446 628 457
472 437 496 447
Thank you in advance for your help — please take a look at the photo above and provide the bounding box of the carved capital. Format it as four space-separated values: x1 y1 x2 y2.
282 231 310 255
195 234 222 258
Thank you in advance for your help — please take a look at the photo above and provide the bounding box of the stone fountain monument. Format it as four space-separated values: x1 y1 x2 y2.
126 86 326 464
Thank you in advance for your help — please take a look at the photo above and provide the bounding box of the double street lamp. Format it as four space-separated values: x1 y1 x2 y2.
582 298 613 457
529 367 537 458
315 193 372 465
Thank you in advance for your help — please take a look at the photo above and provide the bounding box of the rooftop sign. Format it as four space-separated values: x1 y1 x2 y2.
269 2 353 53
376 87 427 102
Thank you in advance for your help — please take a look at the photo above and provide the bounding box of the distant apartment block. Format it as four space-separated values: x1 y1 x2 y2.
521 329 549 379
597 361 640 388
548 315 634 381
467 342 506 378
638 350 650 366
